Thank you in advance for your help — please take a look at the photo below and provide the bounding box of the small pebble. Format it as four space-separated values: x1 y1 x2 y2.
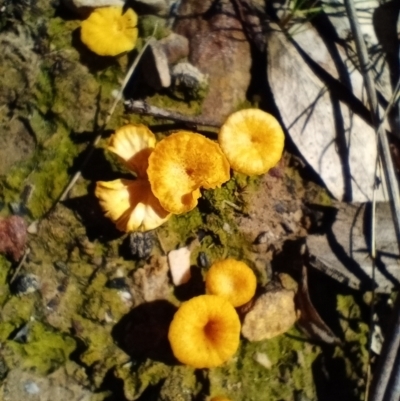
129 232 154 259
197 252 209 268
106 277 129 291
27 220 38 234
54 261 68 274
253 352 272 369
170 62 208 100
11 274 40 295
24 381 40 395
168 246 191 285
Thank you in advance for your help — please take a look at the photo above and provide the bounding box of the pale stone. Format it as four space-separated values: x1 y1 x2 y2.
241 289 297 341
63 0 125 13
168 246 191 286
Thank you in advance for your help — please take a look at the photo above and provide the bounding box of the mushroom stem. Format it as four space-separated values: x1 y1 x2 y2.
124 99 221 128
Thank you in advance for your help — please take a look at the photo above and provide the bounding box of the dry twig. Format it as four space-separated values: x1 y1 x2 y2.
343 1 400 401
124 99 221 128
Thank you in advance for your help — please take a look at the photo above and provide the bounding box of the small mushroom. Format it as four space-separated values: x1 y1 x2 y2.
80 6 139 56
147 131 230 214
95 179 170 232
108 124 156 178
218 109 285 175
168 295 240 368
205 259 257 307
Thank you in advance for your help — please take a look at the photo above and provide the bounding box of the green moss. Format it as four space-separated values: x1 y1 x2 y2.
138 15 171 40
333 294 369 400
149 92 204 119
0 256 11 305
116 359 170 400
209 329 319 401
159 366 201 401
3 321 76 375
82 272 131 322
47 17 80 53
1 293 37 326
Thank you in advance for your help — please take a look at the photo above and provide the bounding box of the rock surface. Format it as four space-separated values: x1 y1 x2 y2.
241 288 297 341
174 0 252 123
307 202 400 292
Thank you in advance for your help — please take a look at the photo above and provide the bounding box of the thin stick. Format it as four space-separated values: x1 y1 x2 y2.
124 99 221 128
343 2 400 401
58 36 155 203
10 248 30 284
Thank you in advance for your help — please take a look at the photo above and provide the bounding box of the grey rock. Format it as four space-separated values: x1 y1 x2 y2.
141 39 171 90
174 0 251 122
132 0 173 16
11 274 40 295
307 202 400 292
159 32 189 64
170 62 208 100
62 0 125 15
129 231 154 259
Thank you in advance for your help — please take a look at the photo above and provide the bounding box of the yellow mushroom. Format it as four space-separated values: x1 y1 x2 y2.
147 131 230 214
205 259 257 307
168 295 240 368
218 109 285 175
108 124 156 178
95 178 170 232
81 6 138 56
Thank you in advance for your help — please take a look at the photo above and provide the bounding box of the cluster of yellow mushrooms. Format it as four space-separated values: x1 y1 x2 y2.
95 108 285 232
169 259 257 368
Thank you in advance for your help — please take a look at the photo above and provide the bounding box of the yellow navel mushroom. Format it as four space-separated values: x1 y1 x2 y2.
168 295 240 368
218 109 285 175
108 124 156 178
205 259 257 307
81 6 138 56
147 131 230 214
95 178 170 232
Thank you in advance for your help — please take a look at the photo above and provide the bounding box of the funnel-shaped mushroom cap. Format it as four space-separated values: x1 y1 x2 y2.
148 131 230 214
81 6 138 56
168 295 240 368
95 178 170 232
205 259 257 307
218 109 285 175
108 124 156 178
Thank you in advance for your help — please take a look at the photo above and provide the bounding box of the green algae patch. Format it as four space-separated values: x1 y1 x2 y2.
82 272 131 323
1 293 37 328
0 123 79 219
3 321 76 375
209 329 319 401
0 256 11 305
159 365 202 401
332 294 369 400
116 359 171 400
67 316 128 387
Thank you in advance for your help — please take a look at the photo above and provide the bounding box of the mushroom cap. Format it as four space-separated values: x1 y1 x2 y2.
218 109 285 175
81 6 138 57
108 124 156 178
168 295 240 368
147 131 230 214
205 259 257 307
95 178 170 232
